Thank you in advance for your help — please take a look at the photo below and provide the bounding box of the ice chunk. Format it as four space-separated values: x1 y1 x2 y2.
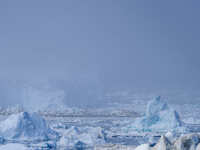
137 133 200 150
152 135 172 150
123 96 185 133
144 96 182 128
165 131 174 143
57 126 106 148
174 133 200 150
0 112 58 141
146 96 168 117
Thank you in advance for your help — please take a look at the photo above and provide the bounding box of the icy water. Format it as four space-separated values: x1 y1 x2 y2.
46 116 200 149
0 115 140 149
0 115 200 150
1 97 200 149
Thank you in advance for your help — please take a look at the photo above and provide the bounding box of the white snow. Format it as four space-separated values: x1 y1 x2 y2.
0 143 27 150
0 112 58 141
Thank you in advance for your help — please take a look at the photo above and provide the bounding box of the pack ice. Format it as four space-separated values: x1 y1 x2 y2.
123 96 186 133
57 126 106 149
0 112 58 141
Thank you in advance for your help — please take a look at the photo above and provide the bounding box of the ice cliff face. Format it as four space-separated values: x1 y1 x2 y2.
0 112 58 141
123 96 186 133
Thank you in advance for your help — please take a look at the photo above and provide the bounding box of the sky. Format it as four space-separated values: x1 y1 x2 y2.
0 1 200 107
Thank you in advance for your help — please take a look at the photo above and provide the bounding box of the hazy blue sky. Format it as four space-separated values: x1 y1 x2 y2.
0 0 200 90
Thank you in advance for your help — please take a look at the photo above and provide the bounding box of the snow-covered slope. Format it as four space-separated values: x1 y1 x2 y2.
0 112 58 141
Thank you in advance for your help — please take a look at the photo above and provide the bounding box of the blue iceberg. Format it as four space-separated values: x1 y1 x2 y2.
124 96 186 133
0 112 58 141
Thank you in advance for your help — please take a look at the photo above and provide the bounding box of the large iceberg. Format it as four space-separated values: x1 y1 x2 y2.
123 96 186 133
0 112 58 141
